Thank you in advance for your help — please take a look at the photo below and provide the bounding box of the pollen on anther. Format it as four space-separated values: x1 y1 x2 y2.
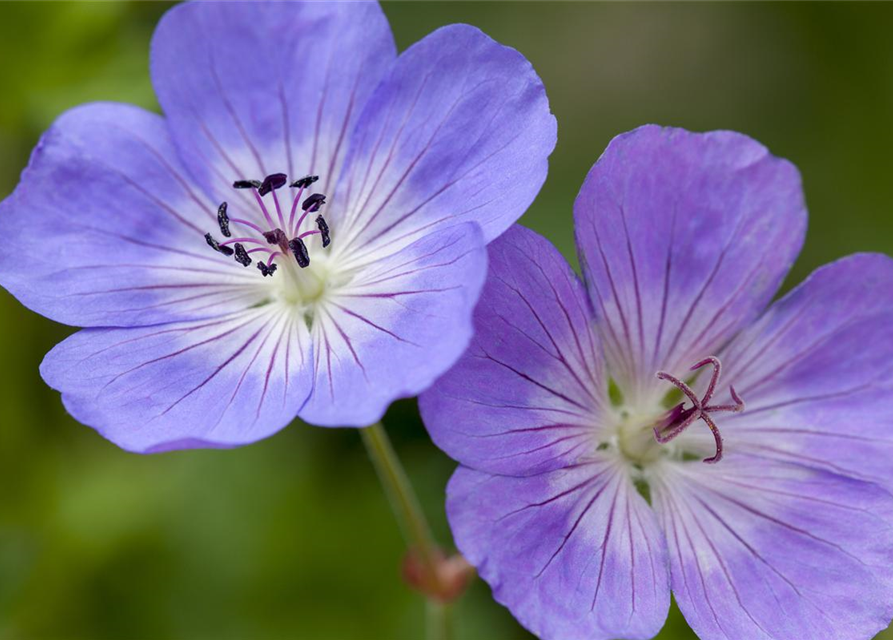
290 175 319 189
205 232 234 256
233 243 252 267
289 237 310 268
217 202 231 237
302 193 326 213
316 215 331 248
233 179 261 189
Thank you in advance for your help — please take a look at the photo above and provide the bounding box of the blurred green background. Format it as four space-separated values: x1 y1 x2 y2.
1 2 892 639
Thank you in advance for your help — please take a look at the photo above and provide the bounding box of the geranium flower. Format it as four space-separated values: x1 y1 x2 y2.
421 126 893 639
0 1 556 452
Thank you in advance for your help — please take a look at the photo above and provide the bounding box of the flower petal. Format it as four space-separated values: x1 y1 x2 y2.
420 225 609 476
150 0 396 201
330 23 556 258
652 457 893 640
712 253 893 485
298 222 486 427
0 102 265 327
574 126 806 406
40 307 312 453
448 461 670 640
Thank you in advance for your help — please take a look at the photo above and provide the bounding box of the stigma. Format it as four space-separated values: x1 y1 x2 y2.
203 172 330 278
653 356 744 464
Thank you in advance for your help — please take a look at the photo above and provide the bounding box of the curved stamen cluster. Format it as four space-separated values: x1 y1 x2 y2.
654 356 744 464
204 172 330 277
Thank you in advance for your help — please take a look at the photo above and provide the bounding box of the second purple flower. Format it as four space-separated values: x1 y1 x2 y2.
422 125 893 640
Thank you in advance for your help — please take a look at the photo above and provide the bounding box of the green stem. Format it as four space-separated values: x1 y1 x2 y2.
426 601 454 640
361 422 451 638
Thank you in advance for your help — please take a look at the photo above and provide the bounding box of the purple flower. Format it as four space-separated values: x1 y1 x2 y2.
421 126 893 639
0 2 556 452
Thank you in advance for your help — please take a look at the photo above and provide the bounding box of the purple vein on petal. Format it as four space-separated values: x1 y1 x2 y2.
157 321 269 418
490 271 602 409
214 311 287 431
590 478 623 612
328 301 421 347
662 489 731 639
535 474 614 579
321 306 368 380
342 74 488 251
652 199 678 371
100 314 261 391
616 202 646 368
345 65 437 244
208 52 266 176
662 206 752 374
522 252 603 397
473 349 592 413
734 314 868 397
106 123 216 220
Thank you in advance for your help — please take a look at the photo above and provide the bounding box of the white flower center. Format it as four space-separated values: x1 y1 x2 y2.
274 249 332 307
615 407 666 466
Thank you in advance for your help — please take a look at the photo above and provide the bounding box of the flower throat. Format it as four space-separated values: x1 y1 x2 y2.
614 356 745 466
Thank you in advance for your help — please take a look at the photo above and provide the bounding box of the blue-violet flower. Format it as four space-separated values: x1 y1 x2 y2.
0 1 556 452
421 125 893 640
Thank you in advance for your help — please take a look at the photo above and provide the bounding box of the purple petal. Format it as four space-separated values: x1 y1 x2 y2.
331 23 556 255
448 461 670 640
711 253 893 485
297 222 486 427
40 307 313 453
574 126 806 406
150 0 396 201
652 457 893 640
420 225 609 476
0 102 264 327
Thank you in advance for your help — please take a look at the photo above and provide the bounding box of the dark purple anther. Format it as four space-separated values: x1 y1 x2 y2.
233 179 261 189
302 193 326 212
290 174 319 189
316 215 330 248
205 232 234 256
258 173 288 196
288 237 310 268
217 202 231 237
653 356 744 464
257 261 278 277
233 243 252 267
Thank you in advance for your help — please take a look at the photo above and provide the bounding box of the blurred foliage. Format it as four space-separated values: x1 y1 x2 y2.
1 2 892 639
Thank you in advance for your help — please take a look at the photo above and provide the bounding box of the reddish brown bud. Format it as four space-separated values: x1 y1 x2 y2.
401 548 475 604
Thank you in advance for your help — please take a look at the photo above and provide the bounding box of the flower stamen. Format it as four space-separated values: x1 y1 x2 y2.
288 176 314 229
258 172 287 197
217 202 231 237
205 232 233 256
202 172 331 276
288 236 310 268
653 356 744 464
257 261 278 277
233 243 252 267
316 215 331 247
